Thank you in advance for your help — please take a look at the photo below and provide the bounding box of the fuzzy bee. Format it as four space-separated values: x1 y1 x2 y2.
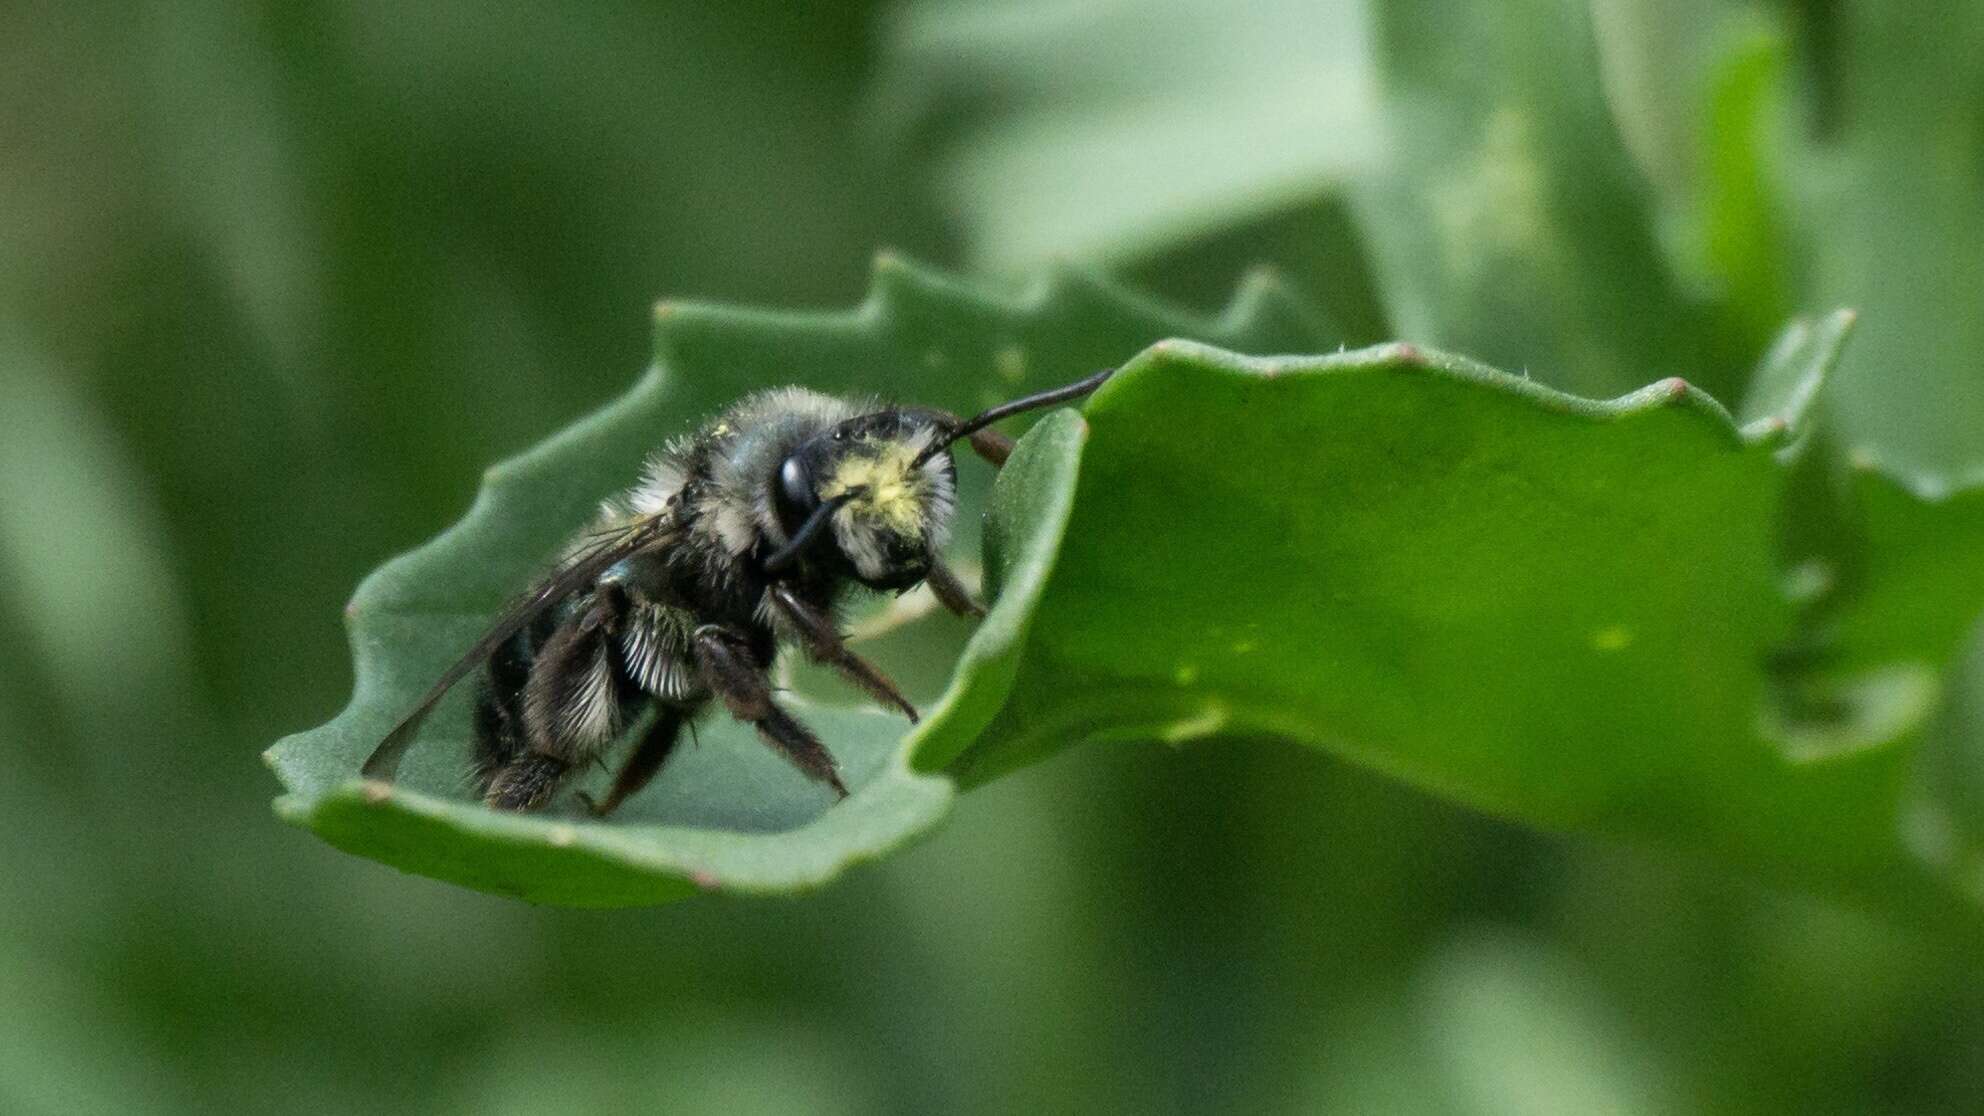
361 368 1113 815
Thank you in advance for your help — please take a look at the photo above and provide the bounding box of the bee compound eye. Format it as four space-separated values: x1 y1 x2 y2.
774 454 818 535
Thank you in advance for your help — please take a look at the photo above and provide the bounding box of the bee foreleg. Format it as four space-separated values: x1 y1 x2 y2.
922 561 985 619
692 625 849 799
585 705 689 818
768 586 919 723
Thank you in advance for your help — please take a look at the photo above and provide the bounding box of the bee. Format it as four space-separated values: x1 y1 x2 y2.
360 368 1113 815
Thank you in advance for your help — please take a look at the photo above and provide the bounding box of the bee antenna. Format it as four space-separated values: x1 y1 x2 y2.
914 367 1116 466
764 489 861 573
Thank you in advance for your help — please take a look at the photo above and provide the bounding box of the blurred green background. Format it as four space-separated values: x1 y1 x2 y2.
5 1 1984 1112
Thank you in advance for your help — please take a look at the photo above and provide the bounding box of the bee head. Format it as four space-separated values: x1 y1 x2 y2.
769 411 957 590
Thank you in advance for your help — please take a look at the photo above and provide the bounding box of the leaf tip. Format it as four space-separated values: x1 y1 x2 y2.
1741 413 1792 447
1237 263 1285 292
270 792 310 825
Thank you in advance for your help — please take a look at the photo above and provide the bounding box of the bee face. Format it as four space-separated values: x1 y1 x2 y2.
772 411 957 590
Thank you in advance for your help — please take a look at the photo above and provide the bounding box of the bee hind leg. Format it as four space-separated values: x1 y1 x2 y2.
478 683 573 811
584 705 690 818
485 754 571 812
692 625 849 799
485 593 631 812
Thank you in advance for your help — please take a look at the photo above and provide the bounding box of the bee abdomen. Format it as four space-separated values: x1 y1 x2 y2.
472 625 538 787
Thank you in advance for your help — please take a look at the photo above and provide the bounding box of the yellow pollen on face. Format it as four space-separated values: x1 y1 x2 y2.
822 442 926 537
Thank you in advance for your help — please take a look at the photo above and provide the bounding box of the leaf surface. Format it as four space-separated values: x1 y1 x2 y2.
915 339 1941 901
271 259 1982 911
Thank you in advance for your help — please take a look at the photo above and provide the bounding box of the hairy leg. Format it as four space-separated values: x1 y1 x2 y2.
923 561 985 619
485 592 630 811
485 754 570 812
692 625 849 799
768 585 918 722
586 705 690 817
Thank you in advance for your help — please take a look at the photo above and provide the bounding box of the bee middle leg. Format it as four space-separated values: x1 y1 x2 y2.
692 624 849 799
768 586 919 722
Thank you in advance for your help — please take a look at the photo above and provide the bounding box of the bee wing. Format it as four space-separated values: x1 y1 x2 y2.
359 512 677 781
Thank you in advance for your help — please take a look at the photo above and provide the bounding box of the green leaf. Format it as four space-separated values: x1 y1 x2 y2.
1830 469 1984 676
1416 931 1681 1114
265 259 1331 906
1737 308 1854 436
1297 931 1688 1112
1777 457 1984 864
271 257 1979 912
875 0 1378 271
876 0 1766 405
1906 615 1984 905
1347 0 1726 401
1738 312 1984 900
914 333 1948 906
1792 0 1984 476
1744 311 1984 800
1587 0 1734 202
1588 1 1802 358
1691 21 1800 358
882 0 1984 482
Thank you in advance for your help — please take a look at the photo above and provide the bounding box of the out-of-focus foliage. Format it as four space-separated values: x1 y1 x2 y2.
877 0 1379 269
885 0 1984 477
10 1 1984 1114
